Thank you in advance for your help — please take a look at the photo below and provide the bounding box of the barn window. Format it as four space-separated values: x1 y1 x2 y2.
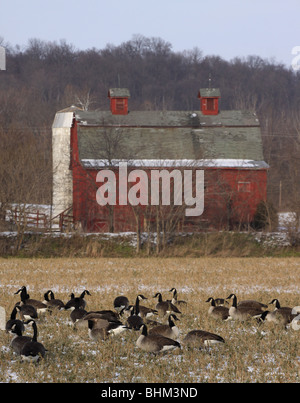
238 182 251 192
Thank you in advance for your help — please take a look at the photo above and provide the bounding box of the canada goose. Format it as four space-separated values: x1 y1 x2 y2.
148 314 180 340
43 290 65 310
269 299 293 313
226 294 263 321
225 292 267 311
260 300 298 329
259 309 295 329
87 318 128 341
260 309 293 329
169 288 187 306
206 297 230 321
64 290 91 311
153 292 181 316
135 295 158 319
20 320 46 362
113 295 129 313
15 286 48 314
15 302 38 321
182 329 225 347
9 321 32 355
70 298 87 325
136 324 181 353
223 294 268 311
5 306 25 334
126 305 145 330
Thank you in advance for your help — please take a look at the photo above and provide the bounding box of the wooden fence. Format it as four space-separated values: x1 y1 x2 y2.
9 206 74 232
10 208 48 229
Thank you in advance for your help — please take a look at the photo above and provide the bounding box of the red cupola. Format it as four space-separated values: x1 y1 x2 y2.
108 88 130 115
198 88 220 115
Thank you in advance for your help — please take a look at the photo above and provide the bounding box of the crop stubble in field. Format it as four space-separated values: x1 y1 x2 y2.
0 257 299 383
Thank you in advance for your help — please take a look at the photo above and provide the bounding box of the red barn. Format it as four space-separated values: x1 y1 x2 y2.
52 88 268 232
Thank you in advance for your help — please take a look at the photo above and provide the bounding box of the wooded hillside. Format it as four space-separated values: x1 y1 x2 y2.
1 35 300 214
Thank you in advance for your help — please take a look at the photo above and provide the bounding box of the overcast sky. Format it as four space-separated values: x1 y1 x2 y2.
1 0 300 68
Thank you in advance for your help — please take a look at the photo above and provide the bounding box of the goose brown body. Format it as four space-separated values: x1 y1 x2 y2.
153 292 181 316
227 294 264 321
148 314 180 340
260 300 298 328
15 286 48 314
43 290 65 310
183 329 225 347
20 320 46 362
64 290 91 311
136 324 181 353
206 297 230 321
9 321 32 355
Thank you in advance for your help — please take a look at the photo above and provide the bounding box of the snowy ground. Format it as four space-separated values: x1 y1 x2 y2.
0 253 300 383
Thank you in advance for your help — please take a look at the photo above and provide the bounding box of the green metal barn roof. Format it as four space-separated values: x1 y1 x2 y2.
73 109 267 168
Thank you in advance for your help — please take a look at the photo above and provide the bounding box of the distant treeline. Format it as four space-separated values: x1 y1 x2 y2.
1 34 300 209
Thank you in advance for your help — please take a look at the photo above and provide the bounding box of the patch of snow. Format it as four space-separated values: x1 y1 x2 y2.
278 211 300 231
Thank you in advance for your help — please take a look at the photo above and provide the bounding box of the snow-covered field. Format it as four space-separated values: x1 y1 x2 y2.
0 257 299 383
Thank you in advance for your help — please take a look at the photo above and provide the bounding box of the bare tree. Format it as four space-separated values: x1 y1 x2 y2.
0 127 51 252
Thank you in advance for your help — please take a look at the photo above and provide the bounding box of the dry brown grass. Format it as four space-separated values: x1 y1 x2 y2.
0 257 300 383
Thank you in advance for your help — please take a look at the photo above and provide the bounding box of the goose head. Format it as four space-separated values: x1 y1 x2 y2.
269 299 281 309
80 290 91 298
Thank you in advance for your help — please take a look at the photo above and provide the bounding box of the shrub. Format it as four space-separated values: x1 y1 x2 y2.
252 201 278 231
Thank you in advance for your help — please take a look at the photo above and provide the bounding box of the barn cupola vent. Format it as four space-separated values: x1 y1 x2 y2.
198 88 220 115
108 88 130 115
